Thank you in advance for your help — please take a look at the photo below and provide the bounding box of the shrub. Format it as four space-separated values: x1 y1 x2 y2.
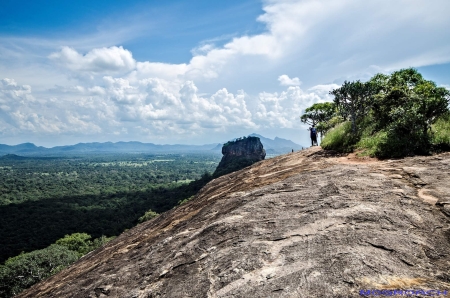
356 130 389 157
320 121 358 152
55 233 92 257
138 209 159 223
431 112 450 151
0 245 79 297
313 68 450 157
178 195 194 205
0 231 114 297
357 125 430 158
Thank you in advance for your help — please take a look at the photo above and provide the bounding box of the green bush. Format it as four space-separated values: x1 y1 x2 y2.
320 121 358 152
55 233 92 257
356 130 388 157
91 235 115 251
178 195 194 205
0 245 79 297
138 209 159 223
355 114 419 158
356 129 419 158
0 233 114 297
431 112 450 150
55 233 114 257
357 127 430 158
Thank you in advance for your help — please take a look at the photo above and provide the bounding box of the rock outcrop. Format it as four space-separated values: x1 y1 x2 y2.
213 136 266 177
18 148 450 298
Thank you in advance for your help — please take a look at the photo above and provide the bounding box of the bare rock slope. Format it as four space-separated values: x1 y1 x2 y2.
19 148 450 297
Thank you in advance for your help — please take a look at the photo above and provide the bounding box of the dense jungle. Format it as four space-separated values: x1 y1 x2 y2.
0 153 220 264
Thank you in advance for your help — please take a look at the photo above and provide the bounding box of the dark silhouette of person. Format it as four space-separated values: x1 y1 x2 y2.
310 125 318 146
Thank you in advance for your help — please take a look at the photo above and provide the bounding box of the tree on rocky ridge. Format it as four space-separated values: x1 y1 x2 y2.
329 80 377 134
321 68 450 156
300 102 337 140
370 68 450 155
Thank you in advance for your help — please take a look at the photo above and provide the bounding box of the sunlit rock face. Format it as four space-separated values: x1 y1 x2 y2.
213 136 266 178
17 149 450 298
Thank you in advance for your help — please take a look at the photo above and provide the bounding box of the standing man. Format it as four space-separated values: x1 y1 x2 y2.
310 125 318 146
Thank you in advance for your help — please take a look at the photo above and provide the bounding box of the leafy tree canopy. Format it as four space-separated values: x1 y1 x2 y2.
369 68 450 155
0 245 78 297
329 80 377 134
0 233 115 297
55 233 93 257
300 102 336 128
308 68 450 157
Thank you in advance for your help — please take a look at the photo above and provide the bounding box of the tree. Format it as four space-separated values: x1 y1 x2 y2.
0 245 78 297
323 68 450 156
300 102 336 140
330 80 376 134
138 209 159 223
371 68 450 155
55 233 93 257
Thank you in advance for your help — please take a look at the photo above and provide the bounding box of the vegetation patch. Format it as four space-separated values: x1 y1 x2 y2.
138 209 159 223
0 233 114 297
303 68 450 157
431 112 450 151
320 122 357 152
0 153 220 264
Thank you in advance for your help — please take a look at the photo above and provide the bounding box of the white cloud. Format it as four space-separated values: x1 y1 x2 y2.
1 0 450 145
278 75 301 86
0 73 336 144
191 44 216 56
0 78 115 137
49 46 136 73
255 84 336 129
135 62 188 81
0 78 33 103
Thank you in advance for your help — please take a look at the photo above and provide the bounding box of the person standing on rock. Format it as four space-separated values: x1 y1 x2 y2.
310 125 318 146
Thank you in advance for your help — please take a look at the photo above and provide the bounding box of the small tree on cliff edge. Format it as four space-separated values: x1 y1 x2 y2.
300 102 336 139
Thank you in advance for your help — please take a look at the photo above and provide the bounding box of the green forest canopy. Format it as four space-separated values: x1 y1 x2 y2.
0 153 220 264
0 153 222 296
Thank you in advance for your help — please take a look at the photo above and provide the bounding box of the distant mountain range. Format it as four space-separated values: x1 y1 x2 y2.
0 142 220 156
0 134 304 156
249 134 305 154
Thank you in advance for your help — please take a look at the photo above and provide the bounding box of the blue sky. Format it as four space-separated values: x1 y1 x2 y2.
0 0 265 63
0 0 449 147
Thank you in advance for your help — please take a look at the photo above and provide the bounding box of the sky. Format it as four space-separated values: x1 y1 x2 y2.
0 0 449 147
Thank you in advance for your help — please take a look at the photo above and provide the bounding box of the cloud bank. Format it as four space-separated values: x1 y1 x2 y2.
0 0 449 145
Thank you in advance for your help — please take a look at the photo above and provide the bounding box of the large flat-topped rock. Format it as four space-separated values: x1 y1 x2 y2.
213 136 266 177
19 148 450 297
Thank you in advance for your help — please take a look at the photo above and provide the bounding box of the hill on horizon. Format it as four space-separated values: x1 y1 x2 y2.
0 154 32 160
249 133 305 153
0 134 304 156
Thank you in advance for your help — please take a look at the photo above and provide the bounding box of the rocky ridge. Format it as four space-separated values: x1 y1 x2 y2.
18 148 450 297
213 136 265 177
